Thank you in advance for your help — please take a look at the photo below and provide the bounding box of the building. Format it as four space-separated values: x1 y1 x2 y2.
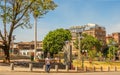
16 41 43 56
69 23 106 54
106 33 120 60
112 32 120 45
83 23 106 45
106 32 120 45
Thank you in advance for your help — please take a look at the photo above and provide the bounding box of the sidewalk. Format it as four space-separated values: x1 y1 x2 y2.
0 65 77 73
0 66 10 72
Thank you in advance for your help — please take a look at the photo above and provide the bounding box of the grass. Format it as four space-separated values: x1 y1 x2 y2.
73 59 120 68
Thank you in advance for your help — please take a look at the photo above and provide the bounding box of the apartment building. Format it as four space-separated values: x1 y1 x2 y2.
69 23 106 54
83 23 106 45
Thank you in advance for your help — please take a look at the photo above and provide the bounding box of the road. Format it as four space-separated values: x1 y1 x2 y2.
0 72 120 75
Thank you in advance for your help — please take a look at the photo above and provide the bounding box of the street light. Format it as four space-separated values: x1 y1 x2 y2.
81 50 87 70
76 32 82 60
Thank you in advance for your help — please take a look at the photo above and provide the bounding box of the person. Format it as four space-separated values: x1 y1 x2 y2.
45 54 51 73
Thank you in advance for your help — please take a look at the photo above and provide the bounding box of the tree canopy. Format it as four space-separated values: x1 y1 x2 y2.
43 28 72 56
81 33 102 51
107 38 119 60
73 33 102 60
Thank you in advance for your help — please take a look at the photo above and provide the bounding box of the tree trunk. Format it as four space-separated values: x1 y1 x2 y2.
3 44 10 63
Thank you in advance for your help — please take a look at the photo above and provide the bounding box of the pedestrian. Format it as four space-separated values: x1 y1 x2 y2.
45 53 51 73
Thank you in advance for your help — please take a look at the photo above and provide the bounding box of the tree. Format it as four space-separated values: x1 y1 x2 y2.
107 38 119 61
81 34 102 51
81 34 102 61
0 0 57 63
43 28 72 57
73 33 102 61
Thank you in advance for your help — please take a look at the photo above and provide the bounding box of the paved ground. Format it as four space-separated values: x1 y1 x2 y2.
0 71 120 75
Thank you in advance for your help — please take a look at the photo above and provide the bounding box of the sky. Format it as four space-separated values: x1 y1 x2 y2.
13 0 120 42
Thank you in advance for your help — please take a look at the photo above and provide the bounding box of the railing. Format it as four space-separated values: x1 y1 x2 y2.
10 63 120 72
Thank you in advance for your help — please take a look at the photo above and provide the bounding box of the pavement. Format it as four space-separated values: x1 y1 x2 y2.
0 71 120 75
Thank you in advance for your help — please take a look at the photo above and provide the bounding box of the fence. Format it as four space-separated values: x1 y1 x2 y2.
9 63 120 72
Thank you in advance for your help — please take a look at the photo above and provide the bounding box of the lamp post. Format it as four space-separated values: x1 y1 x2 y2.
81 50 87 70
76 32 82 60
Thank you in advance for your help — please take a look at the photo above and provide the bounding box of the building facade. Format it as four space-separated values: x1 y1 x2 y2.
69 23 106 54
106 32 120 46
13 41 43 56
112 32 120 45
83 23 106 45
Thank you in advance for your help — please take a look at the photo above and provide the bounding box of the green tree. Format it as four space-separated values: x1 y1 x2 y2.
81 34 102 61
74 33 102 61
81 34 101 51
107 39 118 61
0 0 57 63
43 28 72 57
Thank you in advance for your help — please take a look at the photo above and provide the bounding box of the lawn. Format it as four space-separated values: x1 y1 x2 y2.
73 59 120 69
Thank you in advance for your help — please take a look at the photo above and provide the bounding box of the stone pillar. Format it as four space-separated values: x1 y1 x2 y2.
55 65 58 72
10 63 14 71
66 65 69 71
85 66 87 72
29 63 33 71
115 66 117 71
75 66 78 72
43 65 46 71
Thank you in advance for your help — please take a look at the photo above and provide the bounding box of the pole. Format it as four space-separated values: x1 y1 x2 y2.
82 53 84 71
78 32 81 60
34 17 37 60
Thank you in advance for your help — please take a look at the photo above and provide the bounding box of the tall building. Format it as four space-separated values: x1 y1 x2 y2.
69 23 106 54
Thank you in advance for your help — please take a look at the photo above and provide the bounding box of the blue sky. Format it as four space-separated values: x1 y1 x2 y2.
14 0 120 42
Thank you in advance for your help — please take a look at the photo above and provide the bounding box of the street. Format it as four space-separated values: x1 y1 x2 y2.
0 72 120 75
